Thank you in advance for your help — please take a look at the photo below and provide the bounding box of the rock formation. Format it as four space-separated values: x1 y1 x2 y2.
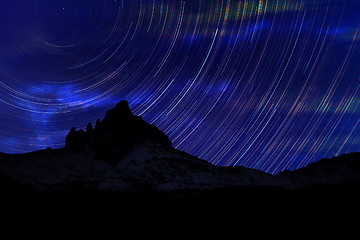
65 100 172 165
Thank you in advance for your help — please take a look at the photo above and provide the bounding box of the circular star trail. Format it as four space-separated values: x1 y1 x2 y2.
0 0 359 173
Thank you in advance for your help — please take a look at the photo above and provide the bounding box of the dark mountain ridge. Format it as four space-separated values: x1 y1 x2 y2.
65 100 172 166
0 100 359 200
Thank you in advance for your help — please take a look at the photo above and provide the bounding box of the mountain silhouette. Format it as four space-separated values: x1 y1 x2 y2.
65 100 172 166
0 100 359 203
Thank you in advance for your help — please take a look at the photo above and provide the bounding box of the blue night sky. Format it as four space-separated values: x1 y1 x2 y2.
0 0 359 173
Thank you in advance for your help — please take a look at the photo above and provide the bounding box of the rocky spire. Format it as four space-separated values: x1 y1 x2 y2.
65 100 172 162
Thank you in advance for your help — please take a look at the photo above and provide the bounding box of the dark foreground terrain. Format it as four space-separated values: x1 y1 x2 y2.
2 172 359 228
0 101 359 218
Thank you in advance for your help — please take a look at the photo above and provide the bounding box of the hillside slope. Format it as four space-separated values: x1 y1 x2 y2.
0 100 359 197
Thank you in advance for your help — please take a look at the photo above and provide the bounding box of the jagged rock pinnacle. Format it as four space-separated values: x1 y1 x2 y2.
65 100 172 164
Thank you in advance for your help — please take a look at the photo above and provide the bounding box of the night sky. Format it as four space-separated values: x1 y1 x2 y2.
0 0 359 174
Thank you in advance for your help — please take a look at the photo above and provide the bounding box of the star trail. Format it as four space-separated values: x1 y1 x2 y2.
0 0 359 174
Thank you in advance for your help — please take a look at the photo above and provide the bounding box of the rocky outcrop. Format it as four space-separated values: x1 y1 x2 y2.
65 100 172 165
